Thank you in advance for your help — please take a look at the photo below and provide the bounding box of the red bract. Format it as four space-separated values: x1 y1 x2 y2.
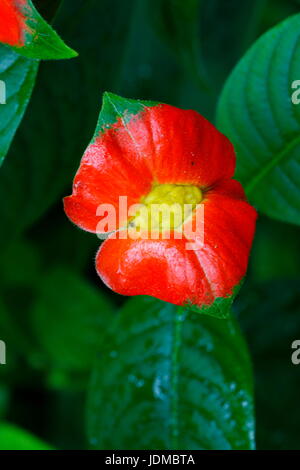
0 0 28 46
64 94 257 309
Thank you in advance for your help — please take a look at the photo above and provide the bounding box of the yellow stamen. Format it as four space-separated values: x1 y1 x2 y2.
130 183 203 232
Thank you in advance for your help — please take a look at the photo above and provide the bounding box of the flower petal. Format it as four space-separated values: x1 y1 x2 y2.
64 100 236 233
63 140 153 232
95 180 257 307
117 104 236 187
183 179 257 301
96 235 209 306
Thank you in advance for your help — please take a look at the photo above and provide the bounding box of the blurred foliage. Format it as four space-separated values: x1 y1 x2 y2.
31 267 114 389
249 217 300 282
237 280 300 450
88 297 254 450
0 0 300 450
217 13 300 226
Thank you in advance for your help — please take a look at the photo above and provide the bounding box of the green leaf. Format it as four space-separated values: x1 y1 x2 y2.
87 296 255 450
10 0 77 60
188 281 243 320
216 13 300 225
0 45 38 166
0 422 53 450
237 280 300 450
95 92 158 136
31 267 115 385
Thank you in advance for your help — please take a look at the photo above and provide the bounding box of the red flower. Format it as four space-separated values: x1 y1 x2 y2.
0 0 28 46
64 94 257 310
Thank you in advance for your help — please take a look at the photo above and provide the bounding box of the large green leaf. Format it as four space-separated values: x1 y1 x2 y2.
237 280 300 450
0 45 38 166
31 267 115 387
87 296 255 450
216 13 300 225
8 0 77 60
0 422 53 450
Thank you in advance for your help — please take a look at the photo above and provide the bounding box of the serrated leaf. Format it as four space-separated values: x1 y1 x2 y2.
4 0 77 60
87 296 255 450
216 13 300 225
0 422 53 450
0 44 38 166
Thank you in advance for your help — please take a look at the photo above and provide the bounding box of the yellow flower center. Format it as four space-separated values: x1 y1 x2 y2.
130 183 203 232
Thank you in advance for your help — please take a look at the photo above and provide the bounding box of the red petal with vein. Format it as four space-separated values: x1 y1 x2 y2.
0 0 27 46
64 104 236 233
95 180 257 307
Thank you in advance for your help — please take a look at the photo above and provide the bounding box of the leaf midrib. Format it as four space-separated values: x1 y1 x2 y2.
170 307 183 449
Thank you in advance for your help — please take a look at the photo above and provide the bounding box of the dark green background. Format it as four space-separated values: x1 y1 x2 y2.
0 0 300 450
